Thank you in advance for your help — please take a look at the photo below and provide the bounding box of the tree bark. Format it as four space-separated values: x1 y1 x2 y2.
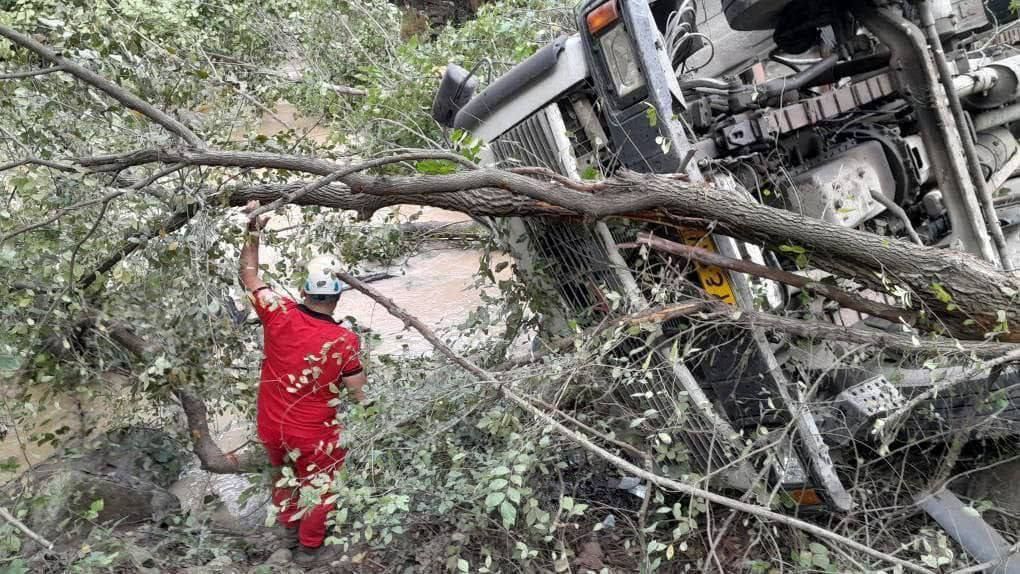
105 322 265 474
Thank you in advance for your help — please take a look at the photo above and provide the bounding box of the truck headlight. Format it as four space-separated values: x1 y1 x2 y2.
600 24 645 98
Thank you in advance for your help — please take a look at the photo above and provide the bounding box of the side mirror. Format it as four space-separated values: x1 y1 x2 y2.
431 63 477 128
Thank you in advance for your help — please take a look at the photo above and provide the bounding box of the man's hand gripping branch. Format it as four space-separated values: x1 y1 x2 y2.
239 200 270 293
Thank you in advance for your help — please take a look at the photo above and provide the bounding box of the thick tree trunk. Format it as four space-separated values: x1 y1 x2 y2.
216 167 1018 342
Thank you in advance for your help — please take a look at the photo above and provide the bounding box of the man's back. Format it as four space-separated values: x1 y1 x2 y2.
252 288 362 441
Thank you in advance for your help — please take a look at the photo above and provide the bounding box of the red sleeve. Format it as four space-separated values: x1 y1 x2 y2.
338 332 363 377
248 287 295 327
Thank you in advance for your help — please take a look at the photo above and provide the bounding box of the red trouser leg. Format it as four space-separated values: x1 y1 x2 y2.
261 440 301 529
261 432 346 548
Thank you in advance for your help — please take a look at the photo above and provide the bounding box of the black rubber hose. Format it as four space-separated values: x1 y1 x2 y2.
758 54 838 100
803 52 891 89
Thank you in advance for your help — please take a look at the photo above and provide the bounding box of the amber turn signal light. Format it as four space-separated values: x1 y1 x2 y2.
586 0 620 35
789 488 823 506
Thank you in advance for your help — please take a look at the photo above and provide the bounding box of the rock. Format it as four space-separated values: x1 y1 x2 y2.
181 555 242 574
265 548 292 565
124 543 161 574
574 540 605 570
12 426 184 547
172 470 270 530
87 426 184 488
28 468 180 543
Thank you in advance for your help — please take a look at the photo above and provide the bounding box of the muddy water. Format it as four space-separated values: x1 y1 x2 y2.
6 103 503 527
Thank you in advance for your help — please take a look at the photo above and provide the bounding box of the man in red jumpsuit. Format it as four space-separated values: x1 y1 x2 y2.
240 201 367 566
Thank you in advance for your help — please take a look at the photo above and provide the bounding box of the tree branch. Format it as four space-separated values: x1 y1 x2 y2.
53 145 1020 340
104 322 264 474
75 199 205 290
622 300 1019 358
0 506 53 550
226 181 571 220
0 25 204 147
246 151 478 219
174 388 264 474
333 270 933 574
0 157 78 173
0 163 185 244
0 65 62 80
884 347 1020 434
634 233 916 325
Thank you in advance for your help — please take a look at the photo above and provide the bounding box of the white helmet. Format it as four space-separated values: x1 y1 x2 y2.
303 255 346 295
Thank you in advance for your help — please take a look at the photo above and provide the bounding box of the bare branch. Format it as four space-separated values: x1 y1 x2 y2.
634 232 916 324
624 299 1019 358
0 65 62 80
0 25 204 147
0 157 78 173
0 506 53 550
246 151 478 219
227 181 569 220
324 82 367 97
174 388 264 474
58 146 1020 340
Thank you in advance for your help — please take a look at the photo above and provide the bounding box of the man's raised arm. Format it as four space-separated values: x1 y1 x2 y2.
239 200 270 292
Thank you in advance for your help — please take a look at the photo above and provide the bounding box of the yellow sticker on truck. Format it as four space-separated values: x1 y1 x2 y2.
680 230 738 305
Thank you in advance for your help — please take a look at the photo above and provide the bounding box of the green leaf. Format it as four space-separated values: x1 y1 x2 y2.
414 159 458 175
0 355 21 372
485 491 506 508
0 558 28 574
491 465 510 476
457 558 469 573
489 478 508 490
645 106 658 127
560 496 574 511
930 283 953 304
499 500 517 526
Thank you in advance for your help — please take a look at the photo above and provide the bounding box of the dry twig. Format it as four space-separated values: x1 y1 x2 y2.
0 506 54 550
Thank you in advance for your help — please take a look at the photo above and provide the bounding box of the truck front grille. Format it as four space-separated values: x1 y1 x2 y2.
490 104 746 483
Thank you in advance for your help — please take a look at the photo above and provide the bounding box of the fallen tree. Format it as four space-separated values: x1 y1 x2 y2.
8 148 1018 341
2 23 1017 341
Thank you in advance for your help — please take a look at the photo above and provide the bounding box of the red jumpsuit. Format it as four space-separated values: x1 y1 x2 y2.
250 287 362 548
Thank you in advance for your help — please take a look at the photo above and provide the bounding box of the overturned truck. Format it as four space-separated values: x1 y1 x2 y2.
433 0 1020 542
